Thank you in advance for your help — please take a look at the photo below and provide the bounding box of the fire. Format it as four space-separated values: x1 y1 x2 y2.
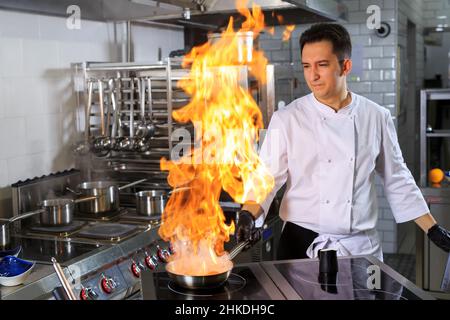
158 0 274 276
276 15 296 41
283 25 296 41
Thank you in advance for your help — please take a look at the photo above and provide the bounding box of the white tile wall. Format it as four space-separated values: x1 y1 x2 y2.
0 10 184 218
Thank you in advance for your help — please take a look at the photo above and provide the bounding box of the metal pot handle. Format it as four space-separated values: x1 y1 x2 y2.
73 196 99 204
66 187 81 195
118 178 147 191
8 209 45 223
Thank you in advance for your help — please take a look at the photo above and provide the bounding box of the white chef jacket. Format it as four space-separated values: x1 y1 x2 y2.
258 92 429 260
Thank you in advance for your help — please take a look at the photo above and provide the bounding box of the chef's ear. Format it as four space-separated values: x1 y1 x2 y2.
340 59 352 76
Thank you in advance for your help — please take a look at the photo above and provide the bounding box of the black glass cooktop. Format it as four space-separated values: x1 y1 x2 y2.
6 236 102 265
141 266 273 300
273 257 432 300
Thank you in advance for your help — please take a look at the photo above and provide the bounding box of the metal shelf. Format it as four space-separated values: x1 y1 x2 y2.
420 89 450 186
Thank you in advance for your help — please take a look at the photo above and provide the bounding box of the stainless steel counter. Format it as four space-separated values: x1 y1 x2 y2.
417 187 450 299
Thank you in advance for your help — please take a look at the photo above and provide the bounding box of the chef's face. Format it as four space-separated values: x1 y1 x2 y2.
301 40 352 100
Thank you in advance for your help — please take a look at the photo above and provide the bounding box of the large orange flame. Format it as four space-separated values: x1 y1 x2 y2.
158 0 275 276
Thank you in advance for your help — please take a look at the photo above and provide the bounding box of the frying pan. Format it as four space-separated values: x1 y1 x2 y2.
166 229 261 290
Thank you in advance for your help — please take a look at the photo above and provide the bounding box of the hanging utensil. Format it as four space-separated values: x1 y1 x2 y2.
85 80 94 143
98 79 106 137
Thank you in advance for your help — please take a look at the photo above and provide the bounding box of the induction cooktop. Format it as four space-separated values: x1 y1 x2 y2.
140 263 285 300
261 256 436 300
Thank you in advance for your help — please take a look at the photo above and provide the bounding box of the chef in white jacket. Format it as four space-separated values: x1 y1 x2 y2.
236 23 450 261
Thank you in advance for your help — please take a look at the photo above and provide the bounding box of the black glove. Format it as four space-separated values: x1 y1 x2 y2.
428 224 450 252
236 210 261 250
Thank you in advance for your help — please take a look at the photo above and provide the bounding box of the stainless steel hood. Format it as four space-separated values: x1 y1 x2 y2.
146 0 348 30
0 0 183 21
0 0 347 26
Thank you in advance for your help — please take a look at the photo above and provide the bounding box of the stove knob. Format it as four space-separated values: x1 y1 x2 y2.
131 262 140 278
100 275 117 294
80 287 98 300
156 245 170 263
144 254 158 270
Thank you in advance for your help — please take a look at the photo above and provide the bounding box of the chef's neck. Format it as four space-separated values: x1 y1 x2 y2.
314 89 352 113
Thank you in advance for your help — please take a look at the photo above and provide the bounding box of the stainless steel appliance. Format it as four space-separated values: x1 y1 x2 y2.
1 170 281 300
416 189 450 300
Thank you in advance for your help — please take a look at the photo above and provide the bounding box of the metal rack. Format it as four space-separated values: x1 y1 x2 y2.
419 88 450 186
72 59 275 187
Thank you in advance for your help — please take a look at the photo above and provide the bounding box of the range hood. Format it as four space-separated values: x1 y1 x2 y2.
0 0 183 21
146 0 348 30
0 0 347 27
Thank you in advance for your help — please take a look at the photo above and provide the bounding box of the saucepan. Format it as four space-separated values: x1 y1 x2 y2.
0 196 97 247
68 179 147 214
166 229 261 290
135 187 190 217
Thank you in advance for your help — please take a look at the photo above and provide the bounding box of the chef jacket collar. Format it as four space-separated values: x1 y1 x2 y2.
311 91 358 117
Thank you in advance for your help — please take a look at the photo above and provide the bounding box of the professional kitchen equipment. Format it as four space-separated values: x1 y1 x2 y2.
1 196 97 246
416 191 450 299
71 60 274 189
166 239 251 290
141 256 436 300
68 179 147 214
135 190 167 217
1 170 281 300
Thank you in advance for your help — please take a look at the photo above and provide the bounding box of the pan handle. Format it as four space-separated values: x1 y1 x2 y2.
228 228 263 260
73 195 99 204
66 187 81 195
228 240 250 260
8 209 45 223
118 178 147 191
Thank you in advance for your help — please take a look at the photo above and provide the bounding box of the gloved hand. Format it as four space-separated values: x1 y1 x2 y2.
428 224 450 252
236 210 261 250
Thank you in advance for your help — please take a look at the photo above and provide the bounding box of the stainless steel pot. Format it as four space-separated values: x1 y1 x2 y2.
135 187 190 217
71 179 147 214
166 239 251 290
0 196 97 247
136 190 167 217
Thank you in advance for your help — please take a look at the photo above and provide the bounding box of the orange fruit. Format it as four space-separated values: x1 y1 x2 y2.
429 168 444 184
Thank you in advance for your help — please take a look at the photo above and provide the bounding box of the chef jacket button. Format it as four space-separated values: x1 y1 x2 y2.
323 117 326 121
328 159 332 163
326 200 330 204
347 200 351 204
350 157 354 162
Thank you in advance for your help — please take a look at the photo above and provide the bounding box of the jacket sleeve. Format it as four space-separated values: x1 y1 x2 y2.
375 110 429 223
258 112 289 218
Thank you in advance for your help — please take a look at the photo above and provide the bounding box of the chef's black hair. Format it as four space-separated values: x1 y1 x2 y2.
299 23 352 63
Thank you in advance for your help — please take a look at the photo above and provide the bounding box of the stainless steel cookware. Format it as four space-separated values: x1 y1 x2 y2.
166 238 252 290
69 179 147 214
0 196 97 247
